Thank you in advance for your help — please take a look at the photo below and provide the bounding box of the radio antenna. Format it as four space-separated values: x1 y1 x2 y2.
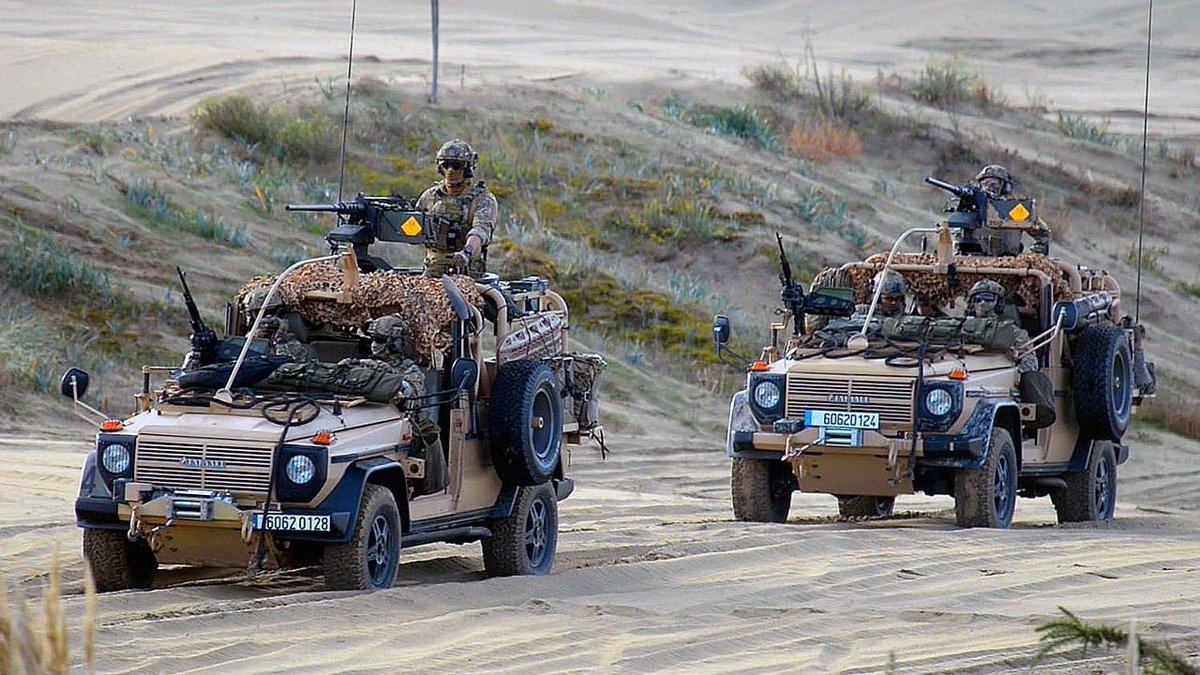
1134 0 1153 321
336 0 359 202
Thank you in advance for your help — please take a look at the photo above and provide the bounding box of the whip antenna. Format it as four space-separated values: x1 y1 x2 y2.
1134 0 1153 321
337 0 359 202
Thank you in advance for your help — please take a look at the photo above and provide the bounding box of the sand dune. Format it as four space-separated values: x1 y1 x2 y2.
2 2 1199 672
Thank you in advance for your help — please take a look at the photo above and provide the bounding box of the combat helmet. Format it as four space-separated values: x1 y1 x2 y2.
435 139 478 178
968 279 1006 316
974 164 1013 196
875 272 907 298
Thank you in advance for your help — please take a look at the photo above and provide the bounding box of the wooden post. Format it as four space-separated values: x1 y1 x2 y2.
430 0 439 104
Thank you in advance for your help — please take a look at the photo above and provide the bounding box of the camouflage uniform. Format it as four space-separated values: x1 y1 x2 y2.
415 139 498 278
366 314 447 494
953 164 1051 257
966 279 1037 373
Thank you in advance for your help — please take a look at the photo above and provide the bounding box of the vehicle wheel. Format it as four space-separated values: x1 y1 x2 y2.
323 484 401 591
483 483 558 577
1051 442 1117 523
82 529 157 592
954 427 1018 528
1072 324 1133 441
731 458 795 523
489 360 563 486
837 495 896 519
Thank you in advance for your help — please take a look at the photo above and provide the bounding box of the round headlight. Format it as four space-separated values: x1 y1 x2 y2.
286 455 316 485
100 443 130 474
925 388 954 417
753 380 781 409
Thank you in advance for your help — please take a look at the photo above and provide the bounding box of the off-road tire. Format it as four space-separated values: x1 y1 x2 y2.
1073 324 1133 441
731 458 795 523
954 427 1018 528
837 495 896 519
489 360 563 486
1052 442 1117 523
82 529 157 592
483 483 558 577
323 484 401 591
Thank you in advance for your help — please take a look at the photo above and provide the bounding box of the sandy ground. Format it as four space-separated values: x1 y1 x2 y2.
3 1 1200 673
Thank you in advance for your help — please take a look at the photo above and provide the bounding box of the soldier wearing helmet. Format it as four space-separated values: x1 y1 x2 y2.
966 279 1038 374
953 164 1051 257
965 278 1056 427
874 272 909 319
415 139 498 277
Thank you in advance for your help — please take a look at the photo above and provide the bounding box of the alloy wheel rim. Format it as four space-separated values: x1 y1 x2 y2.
367 514 392 584
524 498 548 567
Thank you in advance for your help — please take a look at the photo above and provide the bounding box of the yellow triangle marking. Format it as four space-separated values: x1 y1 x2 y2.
1009 203 1030 222
400 216 423 236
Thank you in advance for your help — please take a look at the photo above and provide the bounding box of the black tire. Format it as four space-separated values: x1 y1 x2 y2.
731 458 795 523
837 495 896 519
82 529 157 592
483 483 558 577
1052 442 1117 523
1072 324 1133 441
323 484 401 591
489 360 563 486
954 427 1018 528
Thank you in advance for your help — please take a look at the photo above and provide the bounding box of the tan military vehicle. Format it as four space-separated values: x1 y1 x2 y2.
714 209 1156 529
63 194 605 591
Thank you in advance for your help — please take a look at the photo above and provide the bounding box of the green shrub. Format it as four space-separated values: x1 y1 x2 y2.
193 96 337 163
122 180 247 247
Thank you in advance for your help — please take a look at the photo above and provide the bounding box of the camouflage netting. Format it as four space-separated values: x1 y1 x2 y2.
236 262 483 358
830 253 1072 312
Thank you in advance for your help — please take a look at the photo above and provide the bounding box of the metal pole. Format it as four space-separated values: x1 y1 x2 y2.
430 0 440 104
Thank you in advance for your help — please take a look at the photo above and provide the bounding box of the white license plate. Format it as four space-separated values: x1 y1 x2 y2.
804 409 880 430
254 513 330 532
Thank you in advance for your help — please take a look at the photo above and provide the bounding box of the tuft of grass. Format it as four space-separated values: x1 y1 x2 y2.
1 230 117 305
1056 112 1122 147
0 549 96 675
743 60 805 101
912 56 998 107
1036 607 1197 674
122 180 248 247
786 122 862 163
699 106 779 148
1127 244 1167 274
193 95 337 163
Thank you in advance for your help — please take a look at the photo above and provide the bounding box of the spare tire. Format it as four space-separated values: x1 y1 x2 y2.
489 360 562 485
1072 324 1133 441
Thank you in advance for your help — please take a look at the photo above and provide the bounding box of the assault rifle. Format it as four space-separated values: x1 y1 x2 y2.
175 267 219 366
775 233 855 336
925 176 988 229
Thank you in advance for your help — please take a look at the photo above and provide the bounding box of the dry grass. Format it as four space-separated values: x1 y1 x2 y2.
786 122 862 163
0 549 95 674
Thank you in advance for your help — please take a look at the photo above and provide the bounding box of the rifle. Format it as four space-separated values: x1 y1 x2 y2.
776 233 806 336
176 267 219 366
924 176 988 228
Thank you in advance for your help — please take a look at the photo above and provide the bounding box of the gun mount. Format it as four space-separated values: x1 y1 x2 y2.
286 194 453 271
925 176 988 229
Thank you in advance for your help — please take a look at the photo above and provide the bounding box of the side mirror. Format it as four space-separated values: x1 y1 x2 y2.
450 358 479 393
712 315 731 346
60 368 90 400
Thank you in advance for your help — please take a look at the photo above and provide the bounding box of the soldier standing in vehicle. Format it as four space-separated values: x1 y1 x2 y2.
416 139 498 277
954 164 1051 257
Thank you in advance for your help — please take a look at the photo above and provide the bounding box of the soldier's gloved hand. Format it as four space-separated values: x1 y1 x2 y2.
451 246 474 271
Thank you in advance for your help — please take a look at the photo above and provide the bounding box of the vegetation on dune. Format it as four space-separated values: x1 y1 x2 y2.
1035 607 1198 674
0 551 96 675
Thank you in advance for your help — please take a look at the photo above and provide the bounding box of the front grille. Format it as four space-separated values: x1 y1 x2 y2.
135 429 277 495
785 375 915 427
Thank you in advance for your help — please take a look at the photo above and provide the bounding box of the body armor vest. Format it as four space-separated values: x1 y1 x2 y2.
427 181 488 252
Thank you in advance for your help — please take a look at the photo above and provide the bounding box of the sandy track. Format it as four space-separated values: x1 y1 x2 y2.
2 424 1197 674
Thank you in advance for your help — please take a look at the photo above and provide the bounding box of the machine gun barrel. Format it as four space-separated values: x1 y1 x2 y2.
924 176 974 198
284 202 366 214
175 266 219 365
